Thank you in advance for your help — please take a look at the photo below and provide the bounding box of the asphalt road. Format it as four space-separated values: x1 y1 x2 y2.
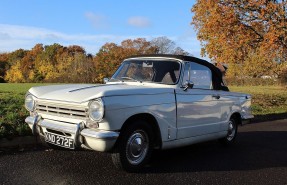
1 119 287 185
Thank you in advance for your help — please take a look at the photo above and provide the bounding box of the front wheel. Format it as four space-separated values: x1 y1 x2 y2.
219 117 238 145
111 121 153 172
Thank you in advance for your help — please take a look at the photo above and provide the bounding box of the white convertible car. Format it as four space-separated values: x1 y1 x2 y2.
25 55 253 171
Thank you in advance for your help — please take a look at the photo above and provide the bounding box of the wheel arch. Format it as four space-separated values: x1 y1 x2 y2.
120 113 162 149
230 112 242 125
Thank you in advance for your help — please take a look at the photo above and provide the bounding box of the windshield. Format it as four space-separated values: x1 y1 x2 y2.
110 59 181 85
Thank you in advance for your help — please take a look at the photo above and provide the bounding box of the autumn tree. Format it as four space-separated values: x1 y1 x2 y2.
55 52 95 83
5 44 45 82
35 43 63 81
94 38 158 82
191 0 287 78
0 53 9 82
4 43 95 83
7 49 27 66
36 44 95 83
5 49 30 82
5 61 25 82
2 37 189 83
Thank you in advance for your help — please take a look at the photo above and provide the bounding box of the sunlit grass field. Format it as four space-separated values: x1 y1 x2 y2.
0 83 286 138
0 83 53 138
0 83 52 94
230 85 287 95
230 86 287 115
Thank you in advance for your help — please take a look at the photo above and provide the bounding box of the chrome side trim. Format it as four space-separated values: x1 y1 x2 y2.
162 131 227 150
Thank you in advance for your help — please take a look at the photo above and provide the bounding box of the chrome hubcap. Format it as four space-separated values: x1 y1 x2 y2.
227 120 236 141
126 130 149 165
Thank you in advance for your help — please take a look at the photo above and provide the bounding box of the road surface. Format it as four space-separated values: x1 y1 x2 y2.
1 119 287 185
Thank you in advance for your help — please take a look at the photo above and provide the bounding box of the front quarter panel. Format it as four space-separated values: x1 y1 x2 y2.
100 93 177 141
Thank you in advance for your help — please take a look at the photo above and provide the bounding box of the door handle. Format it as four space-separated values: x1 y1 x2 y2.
212 95 220 99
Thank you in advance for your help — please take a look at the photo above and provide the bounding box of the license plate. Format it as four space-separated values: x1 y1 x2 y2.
45 132 74 149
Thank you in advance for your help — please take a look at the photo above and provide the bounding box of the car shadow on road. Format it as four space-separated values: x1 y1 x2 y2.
139 130 287 173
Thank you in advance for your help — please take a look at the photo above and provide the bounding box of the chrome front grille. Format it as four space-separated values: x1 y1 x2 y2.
35 101 88 120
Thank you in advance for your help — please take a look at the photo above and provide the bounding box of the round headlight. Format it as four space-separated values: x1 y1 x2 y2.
88 99 104 122
25 94 35 111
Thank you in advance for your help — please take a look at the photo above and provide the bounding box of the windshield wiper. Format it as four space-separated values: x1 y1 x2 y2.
109 78 121 82
120 77 137 81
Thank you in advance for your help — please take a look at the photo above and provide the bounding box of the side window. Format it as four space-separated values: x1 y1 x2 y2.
182 62 212 89
190 62 212 89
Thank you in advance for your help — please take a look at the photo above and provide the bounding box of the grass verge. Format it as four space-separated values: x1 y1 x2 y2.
0 83 49 139
230 86 287 115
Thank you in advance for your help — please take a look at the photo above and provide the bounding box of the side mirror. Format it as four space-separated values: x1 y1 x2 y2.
183 80 194 91
103 78 109 84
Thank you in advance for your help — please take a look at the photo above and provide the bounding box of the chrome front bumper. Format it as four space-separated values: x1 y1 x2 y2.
25 116 119 152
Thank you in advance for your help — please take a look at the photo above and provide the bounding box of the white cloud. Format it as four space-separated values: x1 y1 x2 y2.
0 24 151 54
128 16 151 28
84 12 107 29
0 32 11 40
0 24 206 60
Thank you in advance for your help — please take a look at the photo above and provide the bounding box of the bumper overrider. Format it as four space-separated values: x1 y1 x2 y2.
25 115 119 152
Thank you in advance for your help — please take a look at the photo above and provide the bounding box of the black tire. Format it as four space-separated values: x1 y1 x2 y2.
111 120 153 172
219 117 238 146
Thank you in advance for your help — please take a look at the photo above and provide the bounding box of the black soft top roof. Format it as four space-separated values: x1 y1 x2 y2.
127 54 225 90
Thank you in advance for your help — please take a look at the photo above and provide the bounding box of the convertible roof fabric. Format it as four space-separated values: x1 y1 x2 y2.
128 54 225 90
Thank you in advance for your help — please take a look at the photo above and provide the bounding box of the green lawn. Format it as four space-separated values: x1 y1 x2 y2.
230 86 287 115
0 83 51 94
0 83 52 138
230 85 287 95
0 83 286 138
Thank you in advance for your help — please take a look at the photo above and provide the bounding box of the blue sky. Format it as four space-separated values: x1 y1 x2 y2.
0 0 204 58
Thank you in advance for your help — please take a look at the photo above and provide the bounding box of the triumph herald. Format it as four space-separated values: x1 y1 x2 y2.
25 55 253 171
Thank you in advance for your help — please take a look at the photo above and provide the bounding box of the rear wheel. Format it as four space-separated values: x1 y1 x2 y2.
111 120 153 172
219 117 238 145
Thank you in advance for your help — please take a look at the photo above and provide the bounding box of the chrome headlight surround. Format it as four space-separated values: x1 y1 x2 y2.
25 94 35 112
88 99 104 122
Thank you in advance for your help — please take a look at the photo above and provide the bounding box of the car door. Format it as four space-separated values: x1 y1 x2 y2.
175 62 222 139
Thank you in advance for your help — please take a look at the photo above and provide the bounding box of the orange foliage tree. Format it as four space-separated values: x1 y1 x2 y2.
2 37 188 83
0 53 9 82
93 38 158 83
191 0 287 78
4 44 95 83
